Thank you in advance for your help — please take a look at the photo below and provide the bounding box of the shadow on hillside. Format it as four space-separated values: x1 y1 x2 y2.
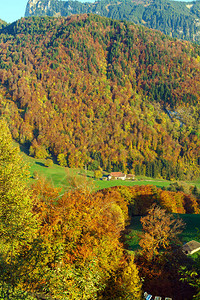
18 143 30 156
35 162 45 167
78 172 94 179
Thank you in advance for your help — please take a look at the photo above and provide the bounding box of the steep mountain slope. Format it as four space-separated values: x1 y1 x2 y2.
0 15 200 179
25 0 200 44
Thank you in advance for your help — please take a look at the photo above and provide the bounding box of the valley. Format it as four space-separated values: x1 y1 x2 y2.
0 8 199 300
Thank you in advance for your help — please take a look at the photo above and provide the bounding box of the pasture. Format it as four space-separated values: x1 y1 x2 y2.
23 154 176 190
18 143 200 191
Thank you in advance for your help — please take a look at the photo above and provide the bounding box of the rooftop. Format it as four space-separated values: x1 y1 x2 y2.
182 240 200 255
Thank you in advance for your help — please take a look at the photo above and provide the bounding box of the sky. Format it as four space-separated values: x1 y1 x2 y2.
0 0 28 23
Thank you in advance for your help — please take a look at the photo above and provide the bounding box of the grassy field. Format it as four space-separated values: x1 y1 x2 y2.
26 156 200 192
179 214 200 243
22 154 180 190
18 142 200 191
18 146 93 189
95 177 173 190
28 160 174 191
126 214 200 252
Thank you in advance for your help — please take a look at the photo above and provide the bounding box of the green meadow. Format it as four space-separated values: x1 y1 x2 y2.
25 154 200 193
18 142 200 191
23 153 177 190
95 177 173 190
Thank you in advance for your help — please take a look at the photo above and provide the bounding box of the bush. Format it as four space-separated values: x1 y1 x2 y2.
45 159 53 167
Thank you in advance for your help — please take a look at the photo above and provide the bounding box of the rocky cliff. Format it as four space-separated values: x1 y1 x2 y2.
24 0 200 44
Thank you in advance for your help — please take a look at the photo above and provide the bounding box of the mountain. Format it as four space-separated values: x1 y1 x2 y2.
0 15 200 179
0 19 7 29
25 0 200 44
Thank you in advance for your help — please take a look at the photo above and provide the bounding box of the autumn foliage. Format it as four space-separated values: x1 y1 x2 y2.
15 179 140 299
106 185 200 215
139 205 184 259
0 121 200 299
0 15 200 179
0 120 142 299
135 205 195 299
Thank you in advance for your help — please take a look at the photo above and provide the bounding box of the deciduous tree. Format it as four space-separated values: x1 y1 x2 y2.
139 204 184 260
0 119 37 298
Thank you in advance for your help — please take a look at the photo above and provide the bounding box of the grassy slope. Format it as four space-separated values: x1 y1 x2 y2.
21 144 200 190
26 153 200 191
19 142 174 190
96 176 174 190
26 155 174 190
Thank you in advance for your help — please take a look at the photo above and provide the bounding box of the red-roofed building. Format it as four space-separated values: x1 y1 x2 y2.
108 172 126 180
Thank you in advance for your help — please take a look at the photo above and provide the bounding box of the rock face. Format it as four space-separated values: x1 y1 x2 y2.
25 0 39 17
24 0 200 44
25 0 52 17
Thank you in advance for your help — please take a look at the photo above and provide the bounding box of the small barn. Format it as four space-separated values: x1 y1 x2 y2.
126 174 135 180
182 240 200 255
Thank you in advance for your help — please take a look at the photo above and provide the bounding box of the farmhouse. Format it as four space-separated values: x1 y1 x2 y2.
108 172 126 180
182 240 200 255
107 172 135 180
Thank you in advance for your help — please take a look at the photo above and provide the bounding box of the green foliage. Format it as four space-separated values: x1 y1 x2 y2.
180 263 200 300
57 153 67 167
0 120 36 246
44 158 53 167
179 229 200 299
94 168 103 179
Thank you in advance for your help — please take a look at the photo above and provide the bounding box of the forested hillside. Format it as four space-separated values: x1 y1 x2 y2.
0 15 200 179
25 0 200 44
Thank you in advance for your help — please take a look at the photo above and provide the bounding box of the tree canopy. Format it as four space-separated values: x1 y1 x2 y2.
0 15 200 180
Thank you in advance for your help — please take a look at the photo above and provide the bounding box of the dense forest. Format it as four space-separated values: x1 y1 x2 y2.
0 15 200 179
25 0 200 44
0 119 200 299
